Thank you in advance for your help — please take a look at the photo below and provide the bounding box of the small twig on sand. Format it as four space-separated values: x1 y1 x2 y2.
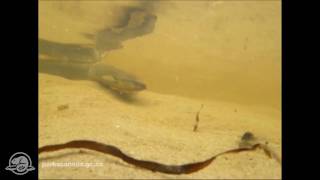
193 104 204 132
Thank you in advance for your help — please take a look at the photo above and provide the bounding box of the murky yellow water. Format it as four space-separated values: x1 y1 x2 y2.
39 1 281 110
39 1 281 178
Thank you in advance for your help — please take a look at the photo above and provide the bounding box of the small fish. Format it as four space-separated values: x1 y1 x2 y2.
88 63 146 94
98 75 146 94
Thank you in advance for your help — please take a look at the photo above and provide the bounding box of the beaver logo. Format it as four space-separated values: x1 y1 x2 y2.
5 152 35 175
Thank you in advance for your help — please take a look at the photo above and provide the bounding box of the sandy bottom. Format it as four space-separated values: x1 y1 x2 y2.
39 73 281 179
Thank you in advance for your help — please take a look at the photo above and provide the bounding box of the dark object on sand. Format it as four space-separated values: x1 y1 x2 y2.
39 135 276 175
193 104 204 132
57 104 69 111
240 131 255 143
239 131 281 164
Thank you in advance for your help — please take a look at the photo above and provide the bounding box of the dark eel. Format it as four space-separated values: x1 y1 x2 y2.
39 138 271 175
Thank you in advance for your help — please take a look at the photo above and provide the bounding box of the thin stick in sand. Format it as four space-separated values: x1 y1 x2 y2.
193 104 204 132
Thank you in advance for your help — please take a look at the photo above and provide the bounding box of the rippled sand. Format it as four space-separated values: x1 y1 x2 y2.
39 74 281 179
39 1 281 178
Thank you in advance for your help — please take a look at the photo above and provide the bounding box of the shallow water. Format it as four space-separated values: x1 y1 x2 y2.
40 1 281 109
39 0 281 178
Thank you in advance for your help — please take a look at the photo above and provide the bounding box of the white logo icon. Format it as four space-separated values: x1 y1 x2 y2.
5 152 35 175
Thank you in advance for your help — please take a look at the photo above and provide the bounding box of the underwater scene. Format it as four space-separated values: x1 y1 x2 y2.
39 0 281 179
